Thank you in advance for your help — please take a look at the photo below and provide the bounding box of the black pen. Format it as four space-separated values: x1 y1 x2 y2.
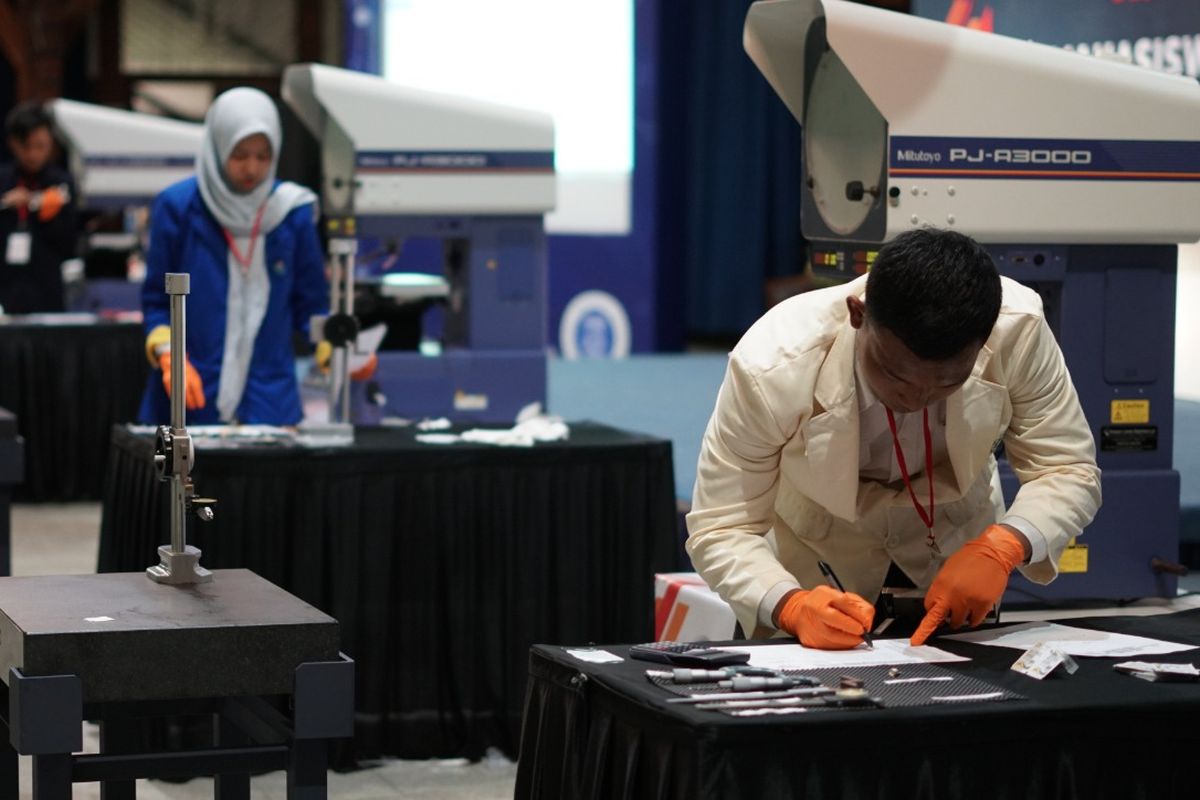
817 560 874 649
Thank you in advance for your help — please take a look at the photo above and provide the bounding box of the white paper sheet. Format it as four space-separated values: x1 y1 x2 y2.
941 621 1197 657
564 648 623 664
351 323 387 372
715 640 969 670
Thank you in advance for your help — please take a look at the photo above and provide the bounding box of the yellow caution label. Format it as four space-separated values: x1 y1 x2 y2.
1111 399 1150 424
1058 538 1088 573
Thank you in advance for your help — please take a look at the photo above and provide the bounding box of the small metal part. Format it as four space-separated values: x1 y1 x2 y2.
696 687 881 712
146 544 212 585
672 668 732 684
164 272 190 295
930 691 1007 703
824 687 881 707
191 497 217 522
888 667 901 678
696 696 813 711
839 675 865 690
720 675 819 692
666 686 832 705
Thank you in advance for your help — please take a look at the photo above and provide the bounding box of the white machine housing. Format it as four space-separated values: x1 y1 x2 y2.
745 0 1200 244
281 63 555 217
49 99 202 207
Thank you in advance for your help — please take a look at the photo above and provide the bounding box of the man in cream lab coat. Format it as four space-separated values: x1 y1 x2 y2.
686 228 1101 648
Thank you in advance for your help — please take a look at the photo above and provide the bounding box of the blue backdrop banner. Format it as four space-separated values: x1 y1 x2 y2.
914 0 1200 76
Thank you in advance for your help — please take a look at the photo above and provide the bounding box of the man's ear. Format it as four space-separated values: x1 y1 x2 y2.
846 295 866 329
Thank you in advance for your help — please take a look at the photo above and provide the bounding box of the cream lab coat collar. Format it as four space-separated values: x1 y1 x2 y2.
800 313 1005 523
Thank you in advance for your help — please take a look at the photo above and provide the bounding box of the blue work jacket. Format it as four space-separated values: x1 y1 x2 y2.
138 177 328 425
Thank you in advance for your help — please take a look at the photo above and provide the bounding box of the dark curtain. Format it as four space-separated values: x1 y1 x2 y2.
517 608 1200 799
661 0 805 341
0 323 146 501
100 424 681 760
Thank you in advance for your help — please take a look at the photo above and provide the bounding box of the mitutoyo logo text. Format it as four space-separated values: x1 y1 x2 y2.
948 148 1093 165
896 149 941 163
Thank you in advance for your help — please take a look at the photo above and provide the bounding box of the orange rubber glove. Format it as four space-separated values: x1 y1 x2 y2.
911 525 1025 646
158 351 206 410
35 186 67 221
777 585 875 650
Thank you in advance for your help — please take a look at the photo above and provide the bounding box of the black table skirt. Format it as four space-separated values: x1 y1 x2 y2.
99 423 681 760
516 610 1200 800
0 321 146 501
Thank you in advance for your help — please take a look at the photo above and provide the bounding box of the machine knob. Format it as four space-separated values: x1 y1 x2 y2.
323 313 360 348
1151 557 1188 576
153 426 174 481
845 181 880 202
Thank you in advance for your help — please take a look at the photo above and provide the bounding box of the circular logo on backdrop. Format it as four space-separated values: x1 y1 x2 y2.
352 5 374 27
558 290 632 359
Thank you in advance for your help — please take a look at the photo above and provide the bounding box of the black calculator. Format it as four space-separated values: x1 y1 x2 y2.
628 642 752 667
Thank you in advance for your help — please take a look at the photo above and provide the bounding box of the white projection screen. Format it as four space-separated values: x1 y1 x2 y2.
383 0 634 234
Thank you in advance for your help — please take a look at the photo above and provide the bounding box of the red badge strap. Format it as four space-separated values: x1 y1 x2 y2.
886 407 936 549
221 203 266 274
14 177 32 225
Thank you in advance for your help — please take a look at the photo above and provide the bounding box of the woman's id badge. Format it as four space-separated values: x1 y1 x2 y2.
6 232 31 265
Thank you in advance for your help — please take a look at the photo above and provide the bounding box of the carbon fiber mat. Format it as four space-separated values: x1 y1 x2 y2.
647 662 1023 709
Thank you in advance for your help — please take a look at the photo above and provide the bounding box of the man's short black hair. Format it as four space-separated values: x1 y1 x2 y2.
865 228 1001 361
5 102 52 142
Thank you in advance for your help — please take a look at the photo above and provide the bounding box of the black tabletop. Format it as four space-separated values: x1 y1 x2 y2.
0 569 338 703
517 609 1200 800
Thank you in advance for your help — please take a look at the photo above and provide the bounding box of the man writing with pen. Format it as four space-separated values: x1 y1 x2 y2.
686 229 1101 649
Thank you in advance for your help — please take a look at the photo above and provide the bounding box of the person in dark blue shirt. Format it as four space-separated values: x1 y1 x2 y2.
0 102 78 314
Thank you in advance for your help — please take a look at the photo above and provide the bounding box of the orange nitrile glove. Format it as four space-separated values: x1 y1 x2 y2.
158 351 206 410
910 525 1025 646
777 585 876 650
36 186 66 221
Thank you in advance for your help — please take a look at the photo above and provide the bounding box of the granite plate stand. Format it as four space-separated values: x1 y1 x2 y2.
0 569 353 799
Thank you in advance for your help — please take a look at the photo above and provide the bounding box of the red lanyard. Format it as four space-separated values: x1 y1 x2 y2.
221 204 266 274
886 407 937 551
14 177 32 225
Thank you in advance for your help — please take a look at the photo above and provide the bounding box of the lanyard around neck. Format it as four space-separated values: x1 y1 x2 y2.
221 204 266 274
14 177 35 225
885 406 938 551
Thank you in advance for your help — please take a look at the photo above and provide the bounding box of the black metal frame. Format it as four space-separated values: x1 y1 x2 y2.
0 654 353 799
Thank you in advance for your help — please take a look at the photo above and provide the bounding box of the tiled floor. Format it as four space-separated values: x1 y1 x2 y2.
9 503 518 800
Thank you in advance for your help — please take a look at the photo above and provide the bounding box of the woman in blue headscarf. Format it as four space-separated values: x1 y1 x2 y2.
139 87 329 425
